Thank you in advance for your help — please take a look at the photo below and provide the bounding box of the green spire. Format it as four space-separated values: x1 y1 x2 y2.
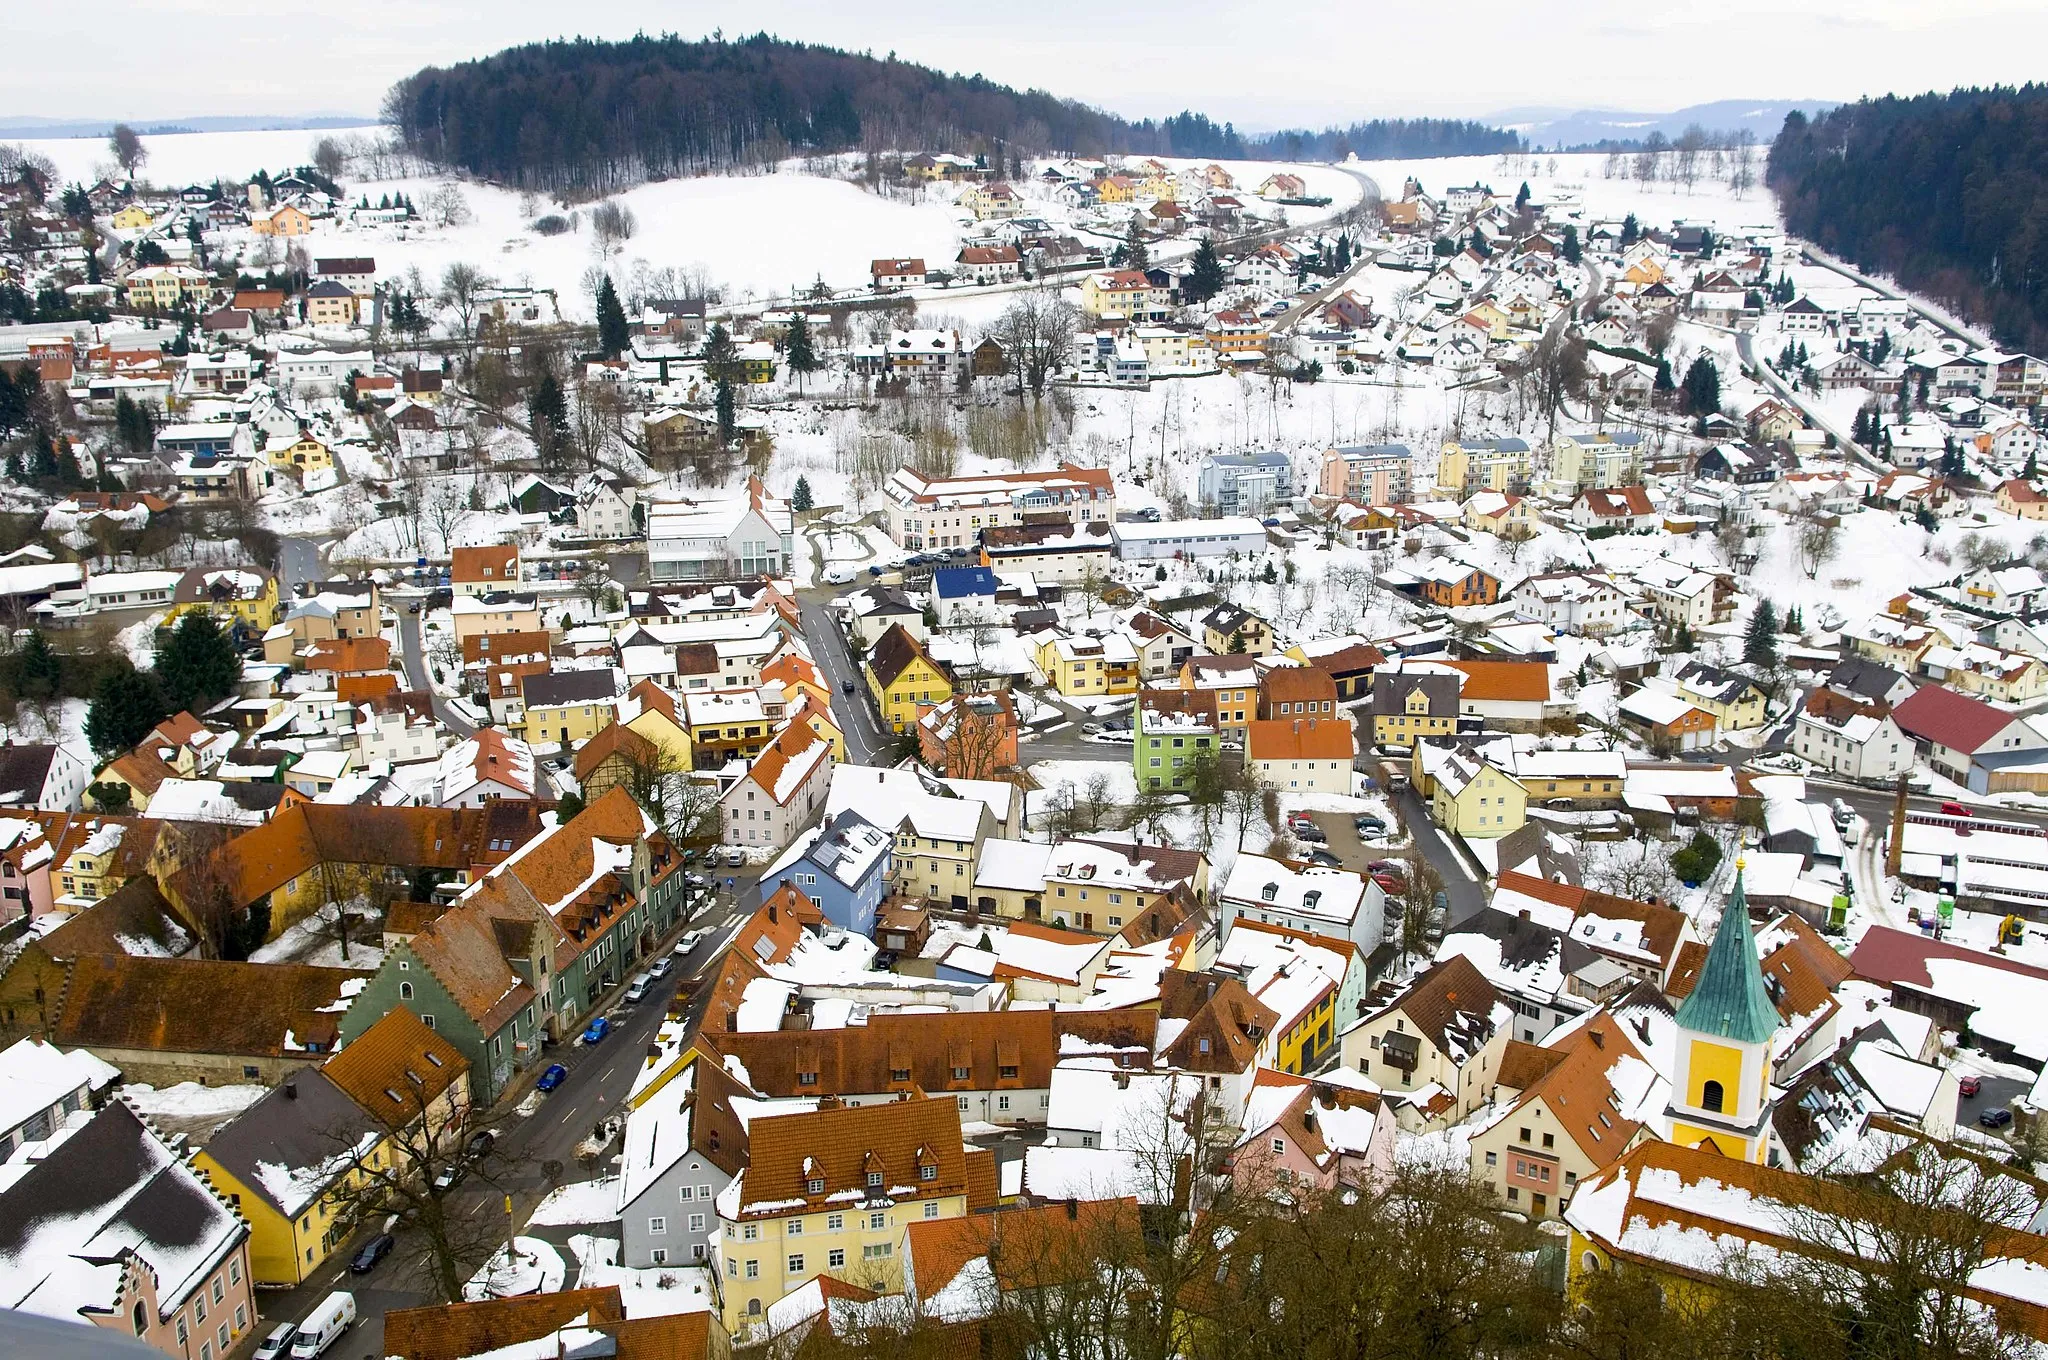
1674 864 1781 1045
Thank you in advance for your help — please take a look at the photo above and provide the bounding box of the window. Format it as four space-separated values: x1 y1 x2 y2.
828 1213 844 1231
745 1260 759 1279
648 1217 667 1234
235 1306 246 1332
863 1242 892 1260
218 1325 229 1353
866 1171 883 1188
699 1184 712 1201
869 1212 887 1230
690 1213 706 1232
920 1164 937 1181
1541 1133 1554 1150
1485 1151 1497 1168
212 1280 223 1306
679 1185 693 1201
924 1201 940 1219
399 981 413 999
1272 1137 1286 1154
829 1249 846 1268
788 1254 804 1273
806 1176 824 1194
788 1220 803 1237
1701 1079 1725 1114
743 1224 759 1241
652 1248 668 1264
228 1262 239 1286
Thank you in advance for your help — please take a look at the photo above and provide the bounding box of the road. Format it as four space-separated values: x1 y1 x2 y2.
1391 785 1487 925
795 587 890 766
279 536 322 598
1734 326 1888 477
252 882 743 1355
397 607 478 738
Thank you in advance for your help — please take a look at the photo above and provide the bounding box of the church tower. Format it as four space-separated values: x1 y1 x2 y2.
1667 863 1781 1163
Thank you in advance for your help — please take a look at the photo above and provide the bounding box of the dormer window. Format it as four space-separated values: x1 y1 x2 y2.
866 1170 883 1189
806 1177 824 1195
919 1164 937 1182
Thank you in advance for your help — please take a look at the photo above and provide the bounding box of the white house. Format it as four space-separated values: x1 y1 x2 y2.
1793 704 1910 781
1111 516 1268 562
645 497 788 582
1511 572 1630 636
1219 853 1386 956
576 476 638 540
718 723 833 852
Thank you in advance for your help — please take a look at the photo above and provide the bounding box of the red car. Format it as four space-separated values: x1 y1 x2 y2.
1371 871 1405 893
1959 1075 1983 1098
1940 802 1973 817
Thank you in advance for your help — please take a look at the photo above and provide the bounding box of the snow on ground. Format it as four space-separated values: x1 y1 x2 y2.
21 127 373 189
528 1177 622 1227
567 1233 718 1317
464 1235 567 1301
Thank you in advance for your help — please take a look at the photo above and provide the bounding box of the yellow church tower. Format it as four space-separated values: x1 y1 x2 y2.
1666 863 1781 1164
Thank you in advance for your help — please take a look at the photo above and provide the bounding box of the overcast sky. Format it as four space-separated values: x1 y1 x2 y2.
10 0 2047 127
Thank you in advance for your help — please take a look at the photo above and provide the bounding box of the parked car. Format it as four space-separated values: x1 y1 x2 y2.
823 565 857 585
622 974 652 1005
723 846 746 867
465 1129 497 1160
430 1162 466 1193
647 956 674 980
1307 849 1344 869
1959 1075 1983 1097
1354 816 1388 836
1366 859 1404 878
675 928 710 956
1980 1107 2014 1130
255 1324 297 1360
1292 824 1328 845
581 1016 611 1045
1371 871 1405 893
1082 722 1102 735
536 1064 569 1092
1941 801 1973 816
290 1291 357 1360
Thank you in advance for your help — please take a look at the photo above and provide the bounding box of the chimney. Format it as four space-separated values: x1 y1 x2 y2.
283 1081 298 1100
1518 909 1531 922
1065 1197 1078 1220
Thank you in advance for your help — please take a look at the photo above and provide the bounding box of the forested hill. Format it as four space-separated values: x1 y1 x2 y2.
1767 86 2048 353
383 32 1520 191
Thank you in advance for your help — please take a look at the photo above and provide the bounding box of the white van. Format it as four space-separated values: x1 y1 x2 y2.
290 1291 357 1360
823 564 857 585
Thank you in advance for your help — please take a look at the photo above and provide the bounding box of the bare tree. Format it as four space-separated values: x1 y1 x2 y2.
991 287 1079 397
1796 507 1841 580
311 137 346 182
437 262 493 350
424 478 470 557
589 200 638 252
425 184 472 227
108 124 148 178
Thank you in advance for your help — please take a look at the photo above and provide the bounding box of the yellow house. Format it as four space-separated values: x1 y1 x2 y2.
1033 632 1139 697
789 691 846 762
269 434 335 477
866 624 952 734
451 594 548 644
714 1096 981 1331
195 1010 468 1285
123 265 210 310
1468 1015 1654 1221
1137 173 1176 202
251 204 311 237
1462 300 1512 340
111 205 158 231
522 670 621 748
165 566 280 631
1673 665 1769 732
1095 175 1137 204
1461 491 1541 537
1430 750 1526 838
621 681 695 769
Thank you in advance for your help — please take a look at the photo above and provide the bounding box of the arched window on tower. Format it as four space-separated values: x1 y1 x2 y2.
1701 1079 1725 1114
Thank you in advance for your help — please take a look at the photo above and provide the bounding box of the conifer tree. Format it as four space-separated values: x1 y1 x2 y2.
784 312 818 394
1744 600 1780 667
595 276 630 358
715 378 736 446
1184 238 1226 304
791 475 814 512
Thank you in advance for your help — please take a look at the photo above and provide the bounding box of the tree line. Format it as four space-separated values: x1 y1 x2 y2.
384 31 1521 191
1767 85 2048 354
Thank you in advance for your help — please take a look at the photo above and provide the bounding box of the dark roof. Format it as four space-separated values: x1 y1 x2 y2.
1676 661 1761 705
199 1070 377 1215
305 280 354 298
1448 905 1599 989
1382 954 1499 1059
1828 657 1911 706
1370 671 1460 717
53 955 360 1059
314 257 376 274
521 668 620 708
868 624 938 691
0 744 60 804
933 566 998 599
1891 682 2017 754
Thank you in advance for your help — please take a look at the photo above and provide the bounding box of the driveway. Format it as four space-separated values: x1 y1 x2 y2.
397 607 478 738
1391 786 1486 926
279 535 322 597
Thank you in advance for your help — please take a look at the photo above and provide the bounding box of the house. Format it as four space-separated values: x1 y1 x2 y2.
195 1008 467 1285
1570 486 1657 532
710 1096 987 1333
1368 668 1460 747
960 181 1021 219
644 494 791 582
520 668 622 747
0 743 88 812
1110 517 1267 562
312 256 376 296
866 624 953 734
1442 660 1556 729
979 520 1115 583
1549 432 1643 491
1247 717 1354 795
0 1035 118 1160
303 280 357 326
1748 398 1804 444
382 1290 722 1360
1257 665 1338 722
1228 1069 1396 1194
759 813 893 935
452 544 520 598
1318 444 1414 503
954 245 1020 285
1416 560 1501 608
1198 452 1293 517
1693 441 1781 484
931 566 1000 627
718 723 833 853
1201 602 1274 656
1672 662 1768 731
1219 854 1385 957
0 1103 256 1359
1133 688 1218 793
1618 687 1717 753
1430 749 1527 839
434 729 540 807
1078 270 1170 322
1439 438 1532 495
870 258 927 290
1890 682 2048 793
1512 572 1629 635
577 475 638 540
614 1048 752 1269
1997 480 2048 521
1462 490 1541 538
917 692 1019 780
1960 562 2048 615
1339 955 1507 1125
819 764 1007 906
884 463 1113 551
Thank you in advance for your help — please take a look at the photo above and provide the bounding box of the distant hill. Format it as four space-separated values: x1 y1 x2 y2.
0 114 371 140
1491 100 1835 150
384 32 1521 191
1768 85 2048 354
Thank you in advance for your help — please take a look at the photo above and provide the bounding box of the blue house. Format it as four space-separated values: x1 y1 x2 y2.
933 565 1000 626
759 808 894 936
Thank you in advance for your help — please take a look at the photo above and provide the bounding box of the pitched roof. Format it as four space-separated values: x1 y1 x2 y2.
733 1095 966 1218
1673 868 1781 1045
1259 666 1338 706
382 1288 627 1360
1443 660 1550 703
451 544 518 585
1157 971 1277 1073
1246 717 1353 762
1891 682 2016 754
321 1006 468 1126
52 955 360 1059
1378 953 1499 1060
572 720 658 783
904 1198 1141 1304
868 623 941 691
198 1070 377 1216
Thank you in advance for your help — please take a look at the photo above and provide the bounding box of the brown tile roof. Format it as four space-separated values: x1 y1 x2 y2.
383 1288 625 1360
868 623 941 691
53 954 360 1059
1492 1038 1568 1093
1380 954 1500 1062
1498 1013 1650 1163
712 1008 1157 1099
1259 665 1337 707
624 678 682 726
1246 716 1353 762
403 904 538 1035
462 630 553 667
1495 871 1688 975
572 720 658 783
1443 659 1551 703
738 721 827 805
452 544 519 586
384 900 449 936
905 1198 1141 1302
1666 940 1710 999
1158 971 1276 1073
29 874 183 959
305 635 392 674
104 747 179 797
322 1005 469 1125
734 1095 966 1220
337 672 399 703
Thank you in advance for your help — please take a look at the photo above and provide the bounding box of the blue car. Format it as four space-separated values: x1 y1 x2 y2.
536 1063 568 1092
582 1017 611 1045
